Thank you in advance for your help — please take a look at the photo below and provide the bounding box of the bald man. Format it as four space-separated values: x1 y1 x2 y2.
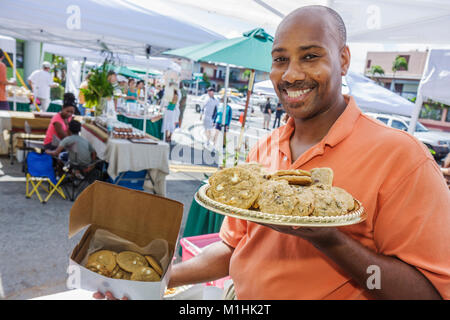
95 6 449 300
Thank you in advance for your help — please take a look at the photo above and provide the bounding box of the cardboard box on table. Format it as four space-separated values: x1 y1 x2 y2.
68 181 183 300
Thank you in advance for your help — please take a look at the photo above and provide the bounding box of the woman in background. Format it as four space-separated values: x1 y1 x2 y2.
161 87 180 143
125 78 138 103
43 93 76 150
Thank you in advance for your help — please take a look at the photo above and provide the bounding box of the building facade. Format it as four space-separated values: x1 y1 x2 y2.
364 50 450 132
191 61 269 94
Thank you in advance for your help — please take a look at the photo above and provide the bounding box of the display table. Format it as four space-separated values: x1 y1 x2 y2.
0 110 51 156
117 113 163 140
81 123 170 196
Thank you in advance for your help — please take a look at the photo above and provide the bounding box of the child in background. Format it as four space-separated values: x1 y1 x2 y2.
46 120 96 178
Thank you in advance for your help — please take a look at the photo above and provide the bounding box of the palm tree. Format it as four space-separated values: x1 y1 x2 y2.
390 56 408 92
368 65 385 85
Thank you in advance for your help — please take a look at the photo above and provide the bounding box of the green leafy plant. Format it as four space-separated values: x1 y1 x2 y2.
80 63 114 115
368 65 385 84
390 56 408 92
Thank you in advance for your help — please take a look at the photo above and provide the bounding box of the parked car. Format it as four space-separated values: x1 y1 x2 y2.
365 112 450 160
225 95 254 120
218 87 243 98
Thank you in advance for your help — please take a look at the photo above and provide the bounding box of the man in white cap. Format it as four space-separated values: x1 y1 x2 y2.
28 61 59 111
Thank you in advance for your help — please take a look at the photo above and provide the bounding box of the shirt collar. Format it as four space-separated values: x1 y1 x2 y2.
277 95 362 158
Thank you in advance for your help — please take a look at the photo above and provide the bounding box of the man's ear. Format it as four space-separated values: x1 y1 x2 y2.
340 45 351 76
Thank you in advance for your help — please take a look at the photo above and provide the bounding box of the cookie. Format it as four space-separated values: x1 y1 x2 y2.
111 267 132 280
116 251 148 273
292 188 315 216
209 167 260 209
145 255 163 277
271 169 311 177
257 180 297 215
86 261 114 277
311 167 334 186
331 186 355 212
130 266 161 282
272 175 313 186
86 250 117 273
310 188 348 217
236 162 268 181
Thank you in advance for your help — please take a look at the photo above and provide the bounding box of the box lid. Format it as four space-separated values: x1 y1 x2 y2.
69 181 183 250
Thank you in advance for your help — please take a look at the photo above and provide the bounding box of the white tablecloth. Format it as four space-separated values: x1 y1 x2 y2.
81 127 170 196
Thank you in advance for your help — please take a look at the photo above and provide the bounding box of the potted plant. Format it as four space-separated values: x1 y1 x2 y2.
80 63 114 116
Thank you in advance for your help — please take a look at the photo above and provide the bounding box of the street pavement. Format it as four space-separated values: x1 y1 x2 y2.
0 95 277 299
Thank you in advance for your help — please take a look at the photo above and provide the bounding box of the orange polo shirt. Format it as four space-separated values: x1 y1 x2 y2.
220 95 450 300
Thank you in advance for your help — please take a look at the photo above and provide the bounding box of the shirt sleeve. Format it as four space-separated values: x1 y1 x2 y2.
28 70 37 82
0 63 6 83
59 136 73 148
374 158 450 299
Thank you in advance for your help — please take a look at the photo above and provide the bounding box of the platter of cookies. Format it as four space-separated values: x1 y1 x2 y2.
195 163 366 227
85 249 163 282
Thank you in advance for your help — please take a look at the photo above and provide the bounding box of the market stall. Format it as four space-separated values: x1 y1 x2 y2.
81 118 170 196
0 110 51 157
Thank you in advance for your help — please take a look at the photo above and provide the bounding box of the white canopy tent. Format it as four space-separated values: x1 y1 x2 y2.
408 49 450 134
131 0 450 44
0 0 224 55
254 71 415 117
42 44 181 73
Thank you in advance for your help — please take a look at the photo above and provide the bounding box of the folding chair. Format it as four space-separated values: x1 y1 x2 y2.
25 152 66 203
62 159 104 201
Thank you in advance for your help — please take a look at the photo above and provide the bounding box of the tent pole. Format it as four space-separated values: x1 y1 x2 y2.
221 64 230 168
234 69 255 166
408 50 431 134
13 49 16 111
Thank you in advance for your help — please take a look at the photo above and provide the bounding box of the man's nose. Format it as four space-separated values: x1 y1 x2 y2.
281 62 306 84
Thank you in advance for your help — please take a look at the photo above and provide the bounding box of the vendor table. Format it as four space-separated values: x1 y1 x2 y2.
117 113 163 140
81 123 170 196
0 110 51 158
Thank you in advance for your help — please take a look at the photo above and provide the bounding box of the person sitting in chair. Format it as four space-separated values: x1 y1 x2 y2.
46 120 96 178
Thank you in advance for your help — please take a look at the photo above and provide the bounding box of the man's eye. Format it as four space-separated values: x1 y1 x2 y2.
273 57 288 62
304 54 318 60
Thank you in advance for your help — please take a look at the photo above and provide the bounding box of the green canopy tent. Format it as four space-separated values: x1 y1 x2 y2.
105 64 142 79
164 28 273 166
128 66 162 77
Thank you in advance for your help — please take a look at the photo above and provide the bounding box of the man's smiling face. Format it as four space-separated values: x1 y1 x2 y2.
270 9 350 120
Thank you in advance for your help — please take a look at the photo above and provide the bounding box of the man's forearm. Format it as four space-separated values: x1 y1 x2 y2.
312 231 442 300
168 241 233 288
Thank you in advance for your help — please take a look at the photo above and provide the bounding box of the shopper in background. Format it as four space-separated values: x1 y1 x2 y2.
200 87 219 148
28 61 58 112
262 97 272 130
273 102 284 128
0 49 17 110
212 96 232 149
178 82 188 128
